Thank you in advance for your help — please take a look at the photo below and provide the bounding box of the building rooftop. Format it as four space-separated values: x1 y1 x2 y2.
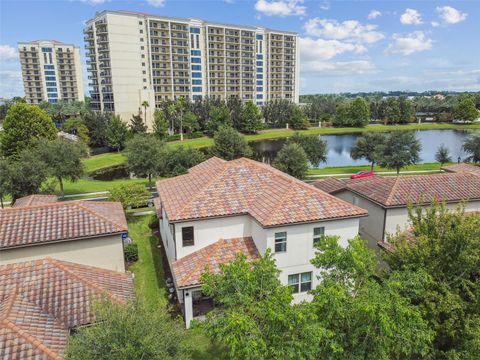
0 201 127 250
0 258 134 359
316 173 480 207
156 157 367 227
172 237 259 289
441 163 480 176
11 195 58 208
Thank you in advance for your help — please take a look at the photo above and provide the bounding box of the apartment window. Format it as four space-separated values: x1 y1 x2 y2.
46 76 56 81
191 65 201 71
191 50 201 56
44 71 55 76
256 74 263 79
140 29 144 34
256 94 263 99
288 272 312 294
143 78 147 82
191 57 201 64
41 47 52 52
274 232 287 253
46 82 56 86
44 65 54 70
182 226 194 246
256 80 263 85
192 79 202 85
256 61 263 67
140 37 144 42
256 54 263 60
192 72 201 78
313 227 325 246
139 21 143 25
141 46 144 50
190 27 200 34
142 62 145 66
256 87 263 92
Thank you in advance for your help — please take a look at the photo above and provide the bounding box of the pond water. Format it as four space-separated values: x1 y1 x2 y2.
250 129 477 168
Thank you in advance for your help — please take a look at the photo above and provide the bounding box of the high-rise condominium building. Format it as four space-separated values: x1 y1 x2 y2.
84 10 299 128
18 40 84 104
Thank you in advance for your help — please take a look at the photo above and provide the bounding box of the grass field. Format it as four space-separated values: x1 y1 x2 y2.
60 178 152 195
127 215 225 359
307 162 449 176
82 123 480 173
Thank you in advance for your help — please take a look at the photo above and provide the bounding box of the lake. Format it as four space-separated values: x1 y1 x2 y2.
250 129 477 168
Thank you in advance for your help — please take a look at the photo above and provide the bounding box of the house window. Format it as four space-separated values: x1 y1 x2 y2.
313 227 325 246
288 272 312 294
182 226 194 246
274 232 287 253
353 196 359 206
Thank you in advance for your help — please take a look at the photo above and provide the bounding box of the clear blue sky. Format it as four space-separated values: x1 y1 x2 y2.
0 0 479 98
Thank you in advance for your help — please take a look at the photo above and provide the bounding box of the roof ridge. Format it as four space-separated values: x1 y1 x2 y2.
173 160 230 219
0 199 77 212
1 316 62 360
45 258 124 304
0 288 17 322
76 201 126 231
385 176 402 206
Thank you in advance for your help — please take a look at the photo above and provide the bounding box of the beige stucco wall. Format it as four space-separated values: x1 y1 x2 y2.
0 235 125 272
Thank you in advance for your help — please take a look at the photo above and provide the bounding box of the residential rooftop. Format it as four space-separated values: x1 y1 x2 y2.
156 157 367 227
173 237 259 289
11 194 58 208
0 258 134 359
0 201 127 250
441 163 480 176
314 173 480 207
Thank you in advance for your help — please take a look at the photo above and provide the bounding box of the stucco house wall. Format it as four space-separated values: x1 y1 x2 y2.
0 234 125 272
337 190 386 248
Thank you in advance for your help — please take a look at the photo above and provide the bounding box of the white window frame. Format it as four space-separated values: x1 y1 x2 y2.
288 272 312 294
274 232 287 253
313 226 325 246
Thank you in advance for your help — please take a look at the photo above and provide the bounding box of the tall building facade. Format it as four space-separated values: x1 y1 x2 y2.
84 10 299 128
18 40 84 104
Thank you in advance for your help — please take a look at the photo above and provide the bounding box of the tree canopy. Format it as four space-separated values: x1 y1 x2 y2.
462 133 480 163
106 115 129 152
1 103 57 157
125 135 165 186
210 126 252 160
377 132 421 174
286 133 327 167
273 143 309 179
350 132 387 170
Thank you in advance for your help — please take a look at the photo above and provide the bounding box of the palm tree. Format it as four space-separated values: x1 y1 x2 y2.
141 101 149 124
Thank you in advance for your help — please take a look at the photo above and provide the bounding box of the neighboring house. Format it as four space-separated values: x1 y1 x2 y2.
0 257 134 360
11 194 58 208
313 172 480 249
441 163 480 176
0 200 128 271
155 157 367 327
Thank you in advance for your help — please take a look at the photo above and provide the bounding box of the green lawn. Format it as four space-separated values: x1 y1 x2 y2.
82 123 480 173
308 162 449 177
83 152 126 173
60 178 152 195
127 214 225 359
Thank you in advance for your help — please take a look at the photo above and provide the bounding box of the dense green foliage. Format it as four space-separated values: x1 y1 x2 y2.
210 126 252 160
108 183 151 209
82 111 110 148
1 103 57 157
334 97 370 127
350 132 387 170
377 132 421 174
201 251 324 360
129 114 148 134
65 300 192 360
36 139 88 197
435 144 452 167
286 133 327 166
241 101 263 133
273 143 309 179
205 104 232 135
106 115 129 152
384 205 480 359
153 109 169 140
462 133 480 163
125 135 165 186
454 96 479 121
159 146 205 176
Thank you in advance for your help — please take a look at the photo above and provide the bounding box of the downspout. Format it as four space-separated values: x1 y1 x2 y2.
381 207 387 241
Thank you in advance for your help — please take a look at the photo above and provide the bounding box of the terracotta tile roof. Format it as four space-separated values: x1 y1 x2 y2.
0 258 134 360
0 201 127 250
156 157 367 227
312 177 347 194
172 237 259 288
11 195 58 208
346 173 480 207
441 163 480 176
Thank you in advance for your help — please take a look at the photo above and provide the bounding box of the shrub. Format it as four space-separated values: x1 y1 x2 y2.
124 243 139 263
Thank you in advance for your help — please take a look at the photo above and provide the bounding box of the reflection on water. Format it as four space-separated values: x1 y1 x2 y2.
250 129 476 168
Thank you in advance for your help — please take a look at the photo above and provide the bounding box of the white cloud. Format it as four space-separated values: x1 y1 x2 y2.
302 59 375 75
367 10 381 20
304 18 384 44
0 45 18 60
300 37 366 61
79 0 108 5
385 31 433 55
0 70 23 98
319 1 330 10
147 0 166 7
254 0 305 17
431 21 439 27
436 6 467 24
400 8 422 25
